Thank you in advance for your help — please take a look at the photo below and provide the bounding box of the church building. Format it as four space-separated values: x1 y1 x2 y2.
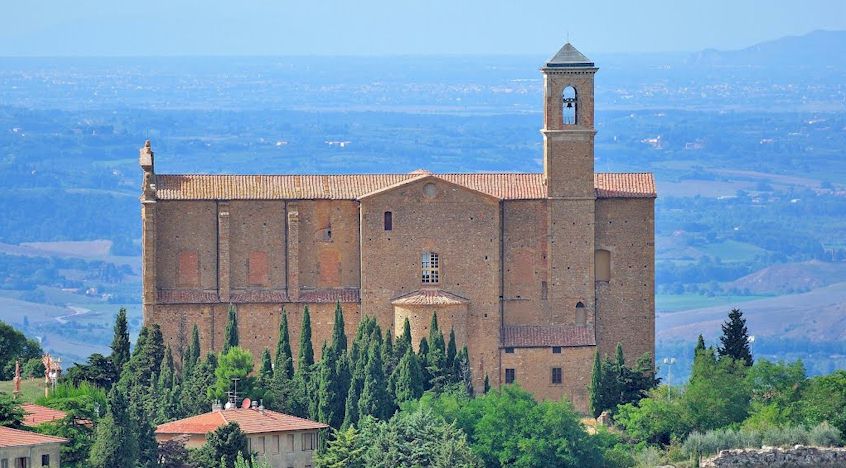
139 43 656 411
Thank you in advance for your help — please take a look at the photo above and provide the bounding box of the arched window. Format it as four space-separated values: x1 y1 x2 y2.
595 249 611 282
575 301 586 326
384 211 393 231
421 252 439 284
562 86 577 125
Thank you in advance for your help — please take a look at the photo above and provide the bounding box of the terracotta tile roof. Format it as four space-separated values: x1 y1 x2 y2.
594 173 656 199
502 325 596 348
391 288 470 306
0 426 67 448
298 288 360 303
156 408 327 436
21 404 67 427
157 289 219 304
154 172 655 201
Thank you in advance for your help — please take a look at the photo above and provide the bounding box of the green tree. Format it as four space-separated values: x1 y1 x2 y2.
89 387 139 468
259 348 273 383
0 392 24 428
331 302 347 354
451 346 473 395
110 308 130 376
589 350 603 417
190 422 250 468
180 353 218 417
316 342 339 426
296 306 316 418
315 427 366 468
298 306 315 368
358 339 389 421
684 347 750 431
418 337 430 389
717 308 753 366
446 327 457 370
393 347 424 403
394 318 412 364
796 370 846 434
0 320 43 380
695 334 706 354
343 316 381 428
223 304 239 353
212 347 255 403
183 324 201 379
743 359 806 430
275 309 294 380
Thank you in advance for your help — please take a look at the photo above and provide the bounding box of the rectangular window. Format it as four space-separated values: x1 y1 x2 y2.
505 368 515 384
384 211 393 231
287 434 295 451
504 347 514 354
15 458 27 468
421 252 439 284
2 460 8 468
552 367 563 384
552 346 561 354
303 432 316 451
273 435 280 454
259 436 266 453
41 455 49 468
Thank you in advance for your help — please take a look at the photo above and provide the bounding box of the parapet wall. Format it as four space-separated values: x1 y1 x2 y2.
701 446 846 467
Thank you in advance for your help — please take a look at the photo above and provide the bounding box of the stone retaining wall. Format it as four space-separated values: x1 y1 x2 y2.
701 445 846 467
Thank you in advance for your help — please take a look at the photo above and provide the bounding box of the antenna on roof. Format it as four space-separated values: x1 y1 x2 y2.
226 377 241 409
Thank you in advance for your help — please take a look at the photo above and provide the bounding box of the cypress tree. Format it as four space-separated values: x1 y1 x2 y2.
418 337 430 389
331 302 347 355
717 308 753 366
316 342 338 427
259 348 273 382
446 327 457 370
343 316 378 428
333 350 351 424
483 374 490 394
110 307 131 376
298 306 315 368
393 347 424 403
89 386 138 467
452 346 473 395
695 334 706 354
179 352 218 417
395 317 412 363
426 315 447 391
223 304 238 353
357 339 389 421
183 324 201 379
589 350 603 418
382 330 396 377
275 309 294 379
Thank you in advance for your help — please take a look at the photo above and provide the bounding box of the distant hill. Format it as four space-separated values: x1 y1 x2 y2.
686 29 846 69
729 261 846 295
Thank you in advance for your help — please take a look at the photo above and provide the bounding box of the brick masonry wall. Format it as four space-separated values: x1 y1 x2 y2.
359 177 502 392
156 201 218 291
229 201 287 291
296 200 360 290
394 303 468 352
594 198 655 363
500 346 594 412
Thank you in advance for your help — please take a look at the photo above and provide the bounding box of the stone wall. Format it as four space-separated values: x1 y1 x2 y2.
499 346 594 412
701 446 846 467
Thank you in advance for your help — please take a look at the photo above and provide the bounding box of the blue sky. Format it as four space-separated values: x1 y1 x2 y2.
3 0 845 56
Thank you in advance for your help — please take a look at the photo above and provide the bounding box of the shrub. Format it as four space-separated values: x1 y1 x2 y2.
682 423 841 458
808 421 842 447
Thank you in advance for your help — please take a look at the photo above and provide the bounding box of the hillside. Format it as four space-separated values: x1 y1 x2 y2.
687 29 846 70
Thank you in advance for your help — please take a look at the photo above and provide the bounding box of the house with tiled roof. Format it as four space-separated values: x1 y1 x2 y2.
20 404 67 428
0 426 66 468
139 42 656 411
156 406 327 468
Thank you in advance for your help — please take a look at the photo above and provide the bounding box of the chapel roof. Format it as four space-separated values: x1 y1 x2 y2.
154 172 655 201
502 324 596 348
391 288 470 306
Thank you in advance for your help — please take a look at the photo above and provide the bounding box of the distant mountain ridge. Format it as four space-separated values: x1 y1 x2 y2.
687 29 846 68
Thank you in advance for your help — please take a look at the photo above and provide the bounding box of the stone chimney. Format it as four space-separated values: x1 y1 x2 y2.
140 140 156 201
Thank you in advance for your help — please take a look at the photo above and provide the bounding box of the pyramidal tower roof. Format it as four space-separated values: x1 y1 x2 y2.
544 43 595 68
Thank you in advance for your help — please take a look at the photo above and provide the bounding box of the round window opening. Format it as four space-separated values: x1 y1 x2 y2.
423 183 438 198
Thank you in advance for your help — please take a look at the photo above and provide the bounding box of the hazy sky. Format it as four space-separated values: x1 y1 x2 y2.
3 0 845 56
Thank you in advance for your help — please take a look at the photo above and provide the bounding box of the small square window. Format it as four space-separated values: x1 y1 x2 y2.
552 367 562 384
1 459 8 468
505 368 515 384
552 346 561 354
505 347 514 354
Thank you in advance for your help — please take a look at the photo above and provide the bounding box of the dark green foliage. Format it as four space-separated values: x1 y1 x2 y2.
417 337 430 389
316 342 338 426
358 339 390 421
296 306 316 418
213 346 255 403
35 381 107 466
446 327 457 370
0 392 24 428
331 301 347 354
259 348 273 382
718 308 754 366
179 353 218 417
451 346 474 396
156 346 178 423
0 320 43 380
190 422 250 468
343 316 381 428
183 324 201 379
588 344 659 417
275 309 294 380
298 306 315 368
695 334 706 354
22 357 44 378
89 386 138 468
64 353 118 389
394 318 412 364
264 358 305 417
796 370 846 435
156 436 190 468
110 308 130 376
315 427 366 468
393 347 424 403
223 304 239 353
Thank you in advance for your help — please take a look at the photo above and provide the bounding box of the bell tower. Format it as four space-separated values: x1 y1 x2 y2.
541 43 598 331
541 43 597 198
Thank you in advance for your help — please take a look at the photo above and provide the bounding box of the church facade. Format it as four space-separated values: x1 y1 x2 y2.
139 43 655 411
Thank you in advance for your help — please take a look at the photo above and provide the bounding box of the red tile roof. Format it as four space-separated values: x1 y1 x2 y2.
502 325 596 348
154 172 655 201
156 408 327 436
298 288 360 303
157 288 360 304
157 289 219 304
21 404 67 427
391 288 470 306
0 426 67 448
